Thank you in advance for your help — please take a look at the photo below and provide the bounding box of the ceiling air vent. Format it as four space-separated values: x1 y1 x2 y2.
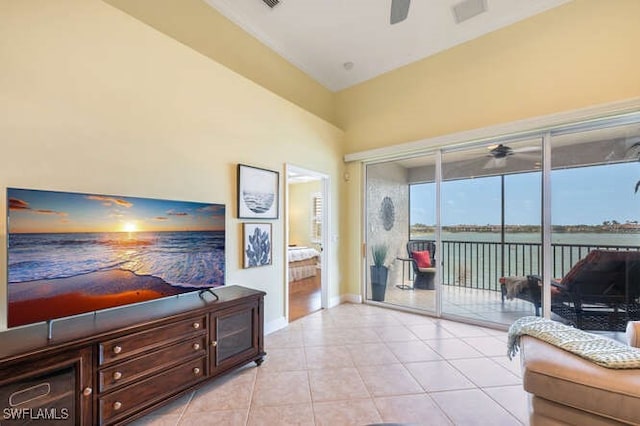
452 0 487 24
262 0 280 8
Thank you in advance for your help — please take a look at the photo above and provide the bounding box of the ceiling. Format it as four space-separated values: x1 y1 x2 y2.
203 0 571 92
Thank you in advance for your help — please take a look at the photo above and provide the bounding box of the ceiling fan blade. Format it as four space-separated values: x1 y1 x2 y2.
390 0 410 25
483 157 507 169
623 138 640 160
512 146 542 153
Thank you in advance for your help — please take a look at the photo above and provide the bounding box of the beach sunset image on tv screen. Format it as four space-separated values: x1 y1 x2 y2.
7 188 225 328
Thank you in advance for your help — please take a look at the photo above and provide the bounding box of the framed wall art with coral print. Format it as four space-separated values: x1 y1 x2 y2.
237 164 279 219
243 223 272 268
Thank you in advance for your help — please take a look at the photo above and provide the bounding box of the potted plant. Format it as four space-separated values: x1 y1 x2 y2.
370 244 389 301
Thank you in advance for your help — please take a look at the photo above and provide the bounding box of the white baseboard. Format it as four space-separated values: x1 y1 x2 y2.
264 316 288 335
334 293 362 305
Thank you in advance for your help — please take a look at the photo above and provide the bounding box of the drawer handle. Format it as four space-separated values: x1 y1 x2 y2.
113 401 122 411
113 345 122 354
113 371 122 381
82 387 92 397
193 343 201 351
211 341 218 347
192 322 200 329
193 367 200 375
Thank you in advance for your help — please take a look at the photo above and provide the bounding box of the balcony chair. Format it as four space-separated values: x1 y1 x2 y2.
504 250 640 330
545 249 640 331
407 241 436 290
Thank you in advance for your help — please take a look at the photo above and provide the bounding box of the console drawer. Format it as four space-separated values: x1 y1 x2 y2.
99 357 205 424
98 335 207 393
99 316 206 365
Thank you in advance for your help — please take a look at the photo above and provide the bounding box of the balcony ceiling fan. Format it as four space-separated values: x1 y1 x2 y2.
390 0 411 24
483 144 541 169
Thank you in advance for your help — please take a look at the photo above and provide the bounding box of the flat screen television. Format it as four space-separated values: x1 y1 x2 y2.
7 188 225 328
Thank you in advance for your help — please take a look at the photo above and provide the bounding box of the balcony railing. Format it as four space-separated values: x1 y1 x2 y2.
434 240 640 292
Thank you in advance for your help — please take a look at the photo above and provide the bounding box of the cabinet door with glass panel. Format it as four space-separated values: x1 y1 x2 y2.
209 299 264 374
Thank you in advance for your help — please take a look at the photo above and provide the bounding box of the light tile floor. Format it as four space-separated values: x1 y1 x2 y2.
132 303 530 425
382 284 538 327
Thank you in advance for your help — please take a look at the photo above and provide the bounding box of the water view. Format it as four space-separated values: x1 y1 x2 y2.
8 231 225 286
7 188 226 327
410 230 640 290
414 231 640 246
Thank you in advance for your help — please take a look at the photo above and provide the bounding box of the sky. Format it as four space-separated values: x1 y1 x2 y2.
410 162 640 226
8 188 225 233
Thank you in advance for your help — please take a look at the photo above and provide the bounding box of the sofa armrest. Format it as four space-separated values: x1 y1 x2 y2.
626 321 640 348
520 335 640 425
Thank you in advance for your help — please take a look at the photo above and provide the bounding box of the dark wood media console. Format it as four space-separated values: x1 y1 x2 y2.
0 285 265 425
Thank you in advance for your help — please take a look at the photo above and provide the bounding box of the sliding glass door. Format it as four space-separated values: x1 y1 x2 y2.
548 121 640 331
365 155 436 313
440 138 543 324
362 112 640 331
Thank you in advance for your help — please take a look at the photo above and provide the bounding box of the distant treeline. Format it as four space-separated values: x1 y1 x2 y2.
411 223 640 234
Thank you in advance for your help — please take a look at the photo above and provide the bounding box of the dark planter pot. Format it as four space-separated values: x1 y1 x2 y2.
370 265 388 301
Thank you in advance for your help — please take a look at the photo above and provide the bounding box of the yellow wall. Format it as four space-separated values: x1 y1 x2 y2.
336 0 640 152
4 0 640 327
341 168 363 298
288 181 322 248
103 0 336 126
0 0 344 330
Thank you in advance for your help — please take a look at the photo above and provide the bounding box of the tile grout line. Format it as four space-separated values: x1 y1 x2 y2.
178 391 196 425
398 321 458 426
477 385 526 426
243 366 259 426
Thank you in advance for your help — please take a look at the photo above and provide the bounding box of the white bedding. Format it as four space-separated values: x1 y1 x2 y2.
288 247 320 262
288 247 320 281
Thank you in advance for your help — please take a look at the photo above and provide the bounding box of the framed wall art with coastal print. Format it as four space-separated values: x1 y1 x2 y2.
243 223 272 268
237 164 279 219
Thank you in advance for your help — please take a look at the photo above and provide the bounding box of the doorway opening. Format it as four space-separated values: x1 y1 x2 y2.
286 165 329 322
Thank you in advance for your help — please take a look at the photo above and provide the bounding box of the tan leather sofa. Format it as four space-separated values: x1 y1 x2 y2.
520 321 640 425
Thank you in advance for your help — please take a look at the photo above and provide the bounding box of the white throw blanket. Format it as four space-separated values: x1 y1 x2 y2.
508 316 640 369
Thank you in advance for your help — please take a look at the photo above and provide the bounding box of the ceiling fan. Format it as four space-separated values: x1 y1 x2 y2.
483 144 541 169
441 143 541 179
390 0 411 25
